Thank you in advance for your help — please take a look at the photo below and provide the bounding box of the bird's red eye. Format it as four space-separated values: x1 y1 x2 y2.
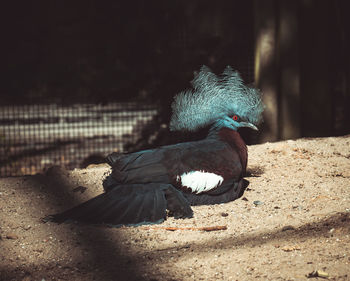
232 115 238 121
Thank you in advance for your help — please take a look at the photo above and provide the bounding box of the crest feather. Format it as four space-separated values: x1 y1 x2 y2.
170 66 264 131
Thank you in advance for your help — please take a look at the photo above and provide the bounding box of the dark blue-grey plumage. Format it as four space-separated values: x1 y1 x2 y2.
46 66 264 227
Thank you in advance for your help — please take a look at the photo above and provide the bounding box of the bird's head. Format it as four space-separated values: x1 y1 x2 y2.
212 114 258 132
170 65 264 132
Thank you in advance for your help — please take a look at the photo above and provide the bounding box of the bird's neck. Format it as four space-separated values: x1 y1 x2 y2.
208 127 248 171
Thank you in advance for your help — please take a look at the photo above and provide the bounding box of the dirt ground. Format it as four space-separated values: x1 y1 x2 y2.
1 135 350 281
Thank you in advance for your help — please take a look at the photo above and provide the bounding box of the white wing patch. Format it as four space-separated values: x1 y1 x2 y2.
177 171 224 194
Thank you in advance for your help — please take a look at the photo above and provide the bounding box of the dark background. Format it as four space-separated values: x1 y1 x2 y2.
2 1 254 105
1 0 350 176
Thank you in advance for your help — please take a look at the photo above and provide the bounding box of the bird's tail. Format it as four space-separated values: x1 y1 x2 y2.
44 181 193 227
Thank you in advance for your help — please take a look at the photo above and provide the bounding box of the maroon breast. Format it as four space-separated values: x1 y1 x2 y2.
218 128 248 172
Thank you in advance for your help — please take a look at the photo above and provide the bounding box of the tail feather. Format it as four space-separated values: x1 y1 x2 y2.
153 188 166 220
88 190 132 224
106 189 154 225
48 192 111 223
132 191 159 223
45 183 189 227
164 185 194 219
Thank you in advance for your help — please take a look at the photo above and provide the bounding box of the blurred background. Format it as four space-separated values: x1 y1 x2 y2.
1 0 349 176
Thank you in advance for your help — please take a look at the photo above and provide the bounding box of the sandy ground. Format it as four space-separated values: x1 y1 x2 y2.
1 135 350 281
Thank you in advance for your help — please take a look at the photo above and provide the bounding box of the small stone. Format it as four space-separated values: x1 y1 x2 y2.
281 245 301 252
307 270 329 278
253 200 264 206
281 225 295 231
241 197 249 201
6 233 18 240
23 225 31 230
72 186 87 193
221 212 229 217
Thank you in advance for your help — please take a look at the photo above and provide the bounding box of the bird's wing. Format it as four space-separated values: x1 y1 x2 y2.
107 147 174 184
107 138 243 195
45 183 193 227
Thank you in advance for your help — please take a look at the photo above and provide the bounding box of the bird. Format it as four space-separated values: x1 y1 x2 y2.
45 65 264 227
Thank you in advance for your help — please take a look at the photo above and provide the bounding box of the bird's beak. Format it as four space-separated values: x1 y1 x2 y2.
240 122 258 131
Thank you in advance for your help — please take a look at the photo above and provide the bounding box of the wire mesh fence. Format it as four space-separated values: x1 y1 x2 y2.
0 103 159 177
